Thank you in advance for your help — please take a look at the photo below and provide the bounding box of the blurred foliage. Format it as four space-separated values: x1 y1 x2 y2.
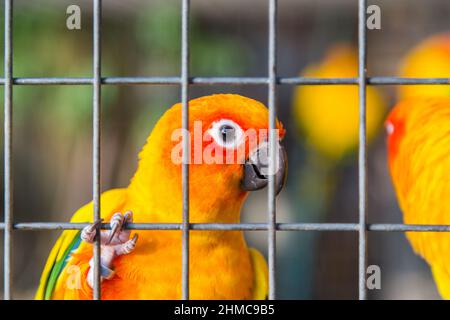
0 2 250 133
0 1 252 298
136 3 250 76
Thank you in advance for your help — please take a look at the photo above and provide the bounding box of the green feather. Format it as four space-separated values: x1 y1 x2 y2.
44 232 81 300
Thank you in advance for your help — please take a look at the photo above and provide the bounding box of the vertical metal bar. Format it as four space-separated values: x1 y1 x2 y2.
92 0 102 300
3 0 13 301
267 0 277 300
181 0 190 300
358 0 368 300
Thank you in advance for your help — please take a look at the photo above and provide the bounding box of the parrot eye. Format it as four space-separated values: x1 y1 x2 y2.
209 119 244 149
220 125 235 143
386 122 394 135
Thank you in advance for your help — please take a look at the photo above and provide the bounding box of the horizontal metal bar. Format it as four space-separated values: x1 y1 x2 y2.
280 77 357 85
0 77 449 86
367 224 450 232
13 78 94 85
277 223 358 231
103 77 180 85
1 222 450 232
191 77 268 85
4 222 266 231
368 77 450 85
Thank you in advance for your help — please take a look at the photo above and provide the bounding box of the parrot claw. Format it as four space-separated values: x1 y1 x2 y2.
81 219 103 243
105 211 133 245
106 224 119 245
120 233 139 255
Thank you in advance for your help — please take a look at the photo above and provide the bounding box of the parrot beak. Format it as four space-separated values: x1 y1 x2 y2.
241 141 287 195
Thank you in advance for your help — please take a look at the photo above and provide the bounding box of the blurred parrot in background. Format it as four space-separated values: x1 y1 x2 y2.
386 98 450 299
283 44 386 298
35 94 287 300
289 43 387 219
398 33 450 100
293 44 387 161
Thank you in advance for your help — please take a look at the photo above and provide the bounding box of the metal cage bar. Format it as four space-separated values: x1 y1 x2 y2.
267 0 278 300
1 76 450 86
3 0 13 301
92 0 102 300
2 222 450 232
3 1 450 301
181 0 190 301
358 0 368 301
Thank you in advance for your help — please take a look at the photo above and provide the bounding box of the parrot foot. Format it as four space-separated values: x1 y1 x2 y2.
81 219 103 244
81 211 139 289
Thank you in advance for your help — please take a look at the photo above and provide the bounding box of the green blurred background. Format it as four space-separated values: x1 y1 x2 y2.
0 0 449 299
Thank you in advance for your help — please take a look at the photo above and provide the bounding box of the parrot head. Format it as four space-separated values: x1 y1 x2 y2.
385 101 408 171
385 98 450 207
130 94 287 223
385 99 424 213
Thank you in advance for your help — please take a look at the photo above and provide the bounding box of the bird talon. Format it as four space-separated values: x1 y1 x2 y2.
81 219 103 243
122 211 133 230
106 211 133 245
122 233 139 255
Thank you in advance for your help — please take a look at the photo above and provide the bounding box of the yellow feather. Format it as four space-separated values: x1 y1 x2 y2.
249 248 268 300
432 266 450 299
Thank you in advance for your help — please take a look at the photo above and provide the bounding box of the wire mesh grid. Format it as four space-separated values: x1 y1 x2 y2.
2 0 450 300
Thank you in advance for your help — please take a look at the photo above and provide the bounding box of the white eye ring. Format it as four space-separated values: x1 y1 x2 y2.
208 119 244 149
386 122 394 135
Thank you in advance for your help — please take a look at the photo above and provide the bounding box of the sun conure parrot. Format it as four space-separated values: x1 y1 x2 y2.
398 33 450 100
286 44 387 297
293 43 387 161
386 97 450 299
35 94 287 300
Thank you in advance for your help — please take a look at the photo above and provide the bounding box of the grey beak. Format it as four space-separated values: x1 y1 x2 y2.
241 141 287 195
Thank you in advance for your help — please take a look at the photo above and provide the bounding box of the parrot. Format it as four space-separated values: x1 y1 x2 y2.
35 93 287 300
287 44 387 297
386 97 450 299
293 43 387 161
398 33 450 100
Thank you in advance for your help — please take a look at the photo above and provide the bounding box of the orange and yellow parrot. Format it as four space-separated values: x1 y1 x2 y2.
398 33 450 100
386 97 450 299
293 44 386 161
289 44 387 222
35 94 287 300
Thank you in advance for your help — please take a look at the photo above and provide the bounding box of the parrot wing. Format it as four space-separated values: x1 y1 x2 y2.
35 189 127 300
249 248 268 300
